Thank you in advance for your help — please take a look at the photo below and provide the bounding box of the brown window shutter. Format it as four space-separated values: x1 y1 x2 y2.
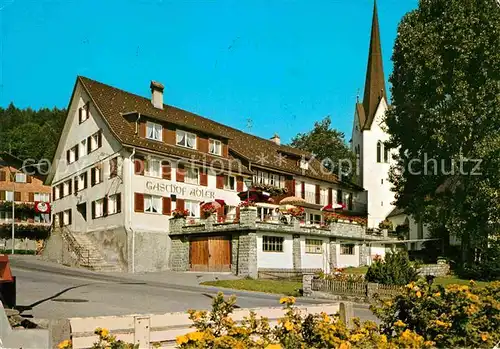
59 212 64 227
74 177 79 193
66 149 70 163
116 193 122 213
328 188 333 205
91 201 96 219
198 137 209 153
52 187 56 200
199 170 208 186
162 163 171 180
14 191 21 202
176 164 185 182
217 205 224 220
165 128 176 144
75 145 79 161
110 158 118 178
59 183 64 197
315 184 320 204
163 197 171 215
176 198 185 212
216 174 224 189
0 171 5 181
134 193 144 212
87 136 92 153
84 171 88 189
236 176 243 192
78 108 83 123
86 102 90 118
337 190 343 204
301 182 305 199
29 192 35 202
236 207 240 221
103 196 108 217
26 175 32 183
348 195 353 211
134 157 144 175
97 131 102 148
90 168 96 186
139 121 146 138
68 209 72 225
222 143 229 157
0 191 5 200
68 180 72 195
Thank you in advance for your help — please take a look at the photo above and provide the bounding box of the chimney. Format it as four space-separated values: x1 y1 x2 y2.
150 81 164 109
270 133 280 145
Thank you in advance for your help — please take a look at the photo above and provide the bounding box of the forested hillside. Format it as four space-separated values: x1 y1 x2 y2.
0 103 66 161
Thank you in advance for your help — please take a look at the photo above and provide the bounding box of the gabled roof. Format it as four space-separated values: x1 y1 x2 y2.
78 77 361 189
387 207 405 218
359 0 387 130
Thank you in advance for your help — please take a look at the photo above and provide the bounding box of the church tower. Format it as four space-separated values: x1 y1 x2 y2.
351 0 396 228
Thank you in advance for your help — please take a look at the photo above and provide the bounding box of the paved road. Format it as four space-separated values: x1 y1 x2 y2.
10 258 377 322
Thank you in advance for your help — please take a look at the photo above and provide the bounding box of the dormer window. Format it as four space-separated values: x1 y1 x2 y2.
146 122 162 141
209 139 222 156
299 159 309 170
176 130 196 149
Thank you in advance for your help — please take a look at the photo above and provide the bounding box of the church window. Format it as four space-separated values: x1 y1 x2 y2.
377 141 382 163
384 145 390 163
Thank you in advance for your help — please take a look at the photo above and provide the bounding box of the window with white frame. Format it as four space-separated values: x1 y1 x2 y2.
90 131 100 152
0 212 12 222
92 167 102 185
299 159 309 170
63 181 70 196
185 168 199 185
145 158 161 178
176 130 196 149
63 210 71 225
108 194 119 215
144 195 162 214
34 193 50 202
305 239 323 254
80 139 87 157
54 186 60 200
35 213 50 223
209 139 222 155
224 175 236 190
146 122 162 141
15 173 26 183
340 244 355 255
308 213 322 225
94 199 104 218
68 146 77 164
255 171 269 185
184 200 200 217
262 236 284 252
78 172 87 191
320 188 328 206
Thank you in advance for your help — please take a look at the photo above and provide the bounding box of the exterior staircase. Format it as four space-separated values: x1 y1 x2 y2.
60 228 122 272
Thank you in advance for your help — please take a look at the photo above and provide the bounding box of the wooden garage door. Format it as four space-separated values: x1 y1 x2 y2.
190 236 231 272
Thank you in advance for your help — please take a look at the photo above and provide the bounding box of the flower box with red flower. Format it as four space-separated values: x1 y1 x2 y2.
201 203 218 219
172 209 189 219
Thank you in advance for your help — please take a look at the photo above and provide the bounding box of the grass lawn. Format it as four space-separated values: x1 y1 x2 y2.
343 266 369 274
433 276 489 287
201 279 302 296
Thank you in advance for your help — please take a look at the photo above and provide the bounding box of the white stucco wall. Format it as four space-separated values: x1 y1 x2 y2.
335 243 360 268
299 236 329 272
256 232 294 269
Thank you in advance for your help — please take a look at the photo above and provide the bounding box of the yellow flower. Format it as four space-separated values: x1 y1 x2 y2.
279 296 296 305
416 291 422 298
424 340 435 347
349 333 365 343
394 320 406 327
187 331 204 341
57 339 72 349
284 320 294 331
265 344 282 349
481 332 489 342
176 335 189 345
339 342 351 349
100 328 109 338
434 320 451 328
433 292 441 297
470 280 476 286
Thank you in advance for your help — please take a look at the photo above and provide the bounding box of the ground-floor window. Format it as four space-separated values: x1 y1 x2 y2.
305 239 323 254
0 211 12 222
340 244 355 255
257 207 274 221
262 235 284 252
34 213 50 223
308 213 322 225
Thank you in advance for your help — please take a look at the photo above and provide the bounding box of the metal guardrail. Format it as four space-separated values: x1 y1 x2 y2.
60 227 90 267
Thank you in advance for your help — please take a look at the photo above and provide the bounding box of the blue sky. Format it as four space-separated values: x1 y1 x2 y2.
0 0 417 143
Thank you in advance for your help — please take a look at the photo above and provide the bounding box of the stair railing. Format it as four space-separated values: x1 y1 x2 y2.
60 227 90 267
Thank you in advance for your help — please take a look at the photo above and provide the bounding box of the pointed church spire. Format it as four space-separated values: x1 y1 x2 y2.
362 0 387 129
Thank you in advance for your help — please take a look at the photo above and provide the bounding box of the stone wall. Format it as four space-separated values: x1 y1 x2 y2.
87 228 128 271
231 234 239 275
41 229 80 267
169 236 189 271
418 263 450 277
358 243 369 266
329 238 337 269
292 234 301 269
127 230 170 272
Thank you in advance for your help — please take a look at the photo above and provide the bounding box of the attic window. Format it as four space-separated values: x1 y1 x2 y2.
176 130 196 149
299 159 309 170
146 122 162 141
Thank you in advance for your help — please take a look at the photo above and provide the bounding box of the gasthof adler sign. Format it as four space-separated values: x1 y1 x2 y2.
145 181 216 200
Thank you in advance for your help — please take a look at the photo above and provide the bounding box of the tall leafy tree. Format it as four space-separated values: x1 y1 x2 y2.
385 0 500 265
291 116 357 181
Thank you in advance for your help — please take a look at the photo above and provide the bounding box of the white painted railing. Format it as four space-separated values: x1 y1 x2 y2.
69 304 340 348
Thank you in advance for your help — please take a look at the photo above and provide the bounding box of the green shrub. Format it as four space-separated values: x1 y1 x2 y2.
456 242 500 281
366 250 420 285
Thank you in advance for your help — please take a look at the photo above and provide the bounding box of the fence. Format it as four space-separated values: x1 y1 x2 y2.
67 304 340 349
309 277 402 299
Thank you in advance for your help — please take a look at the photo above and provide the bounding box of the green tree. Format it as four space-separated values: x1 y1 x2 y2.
365 249 420 286
291 116 357 180
385 0 500 268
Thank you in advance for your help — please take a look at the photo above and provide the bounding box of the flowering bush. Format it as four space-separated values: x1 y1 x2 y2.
287 206 305 219
172 209 190 219
323 213 367 226
371 279 500 348
201 203 218 218
378 219 394 231
316 269 365 282
238 200 256 208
